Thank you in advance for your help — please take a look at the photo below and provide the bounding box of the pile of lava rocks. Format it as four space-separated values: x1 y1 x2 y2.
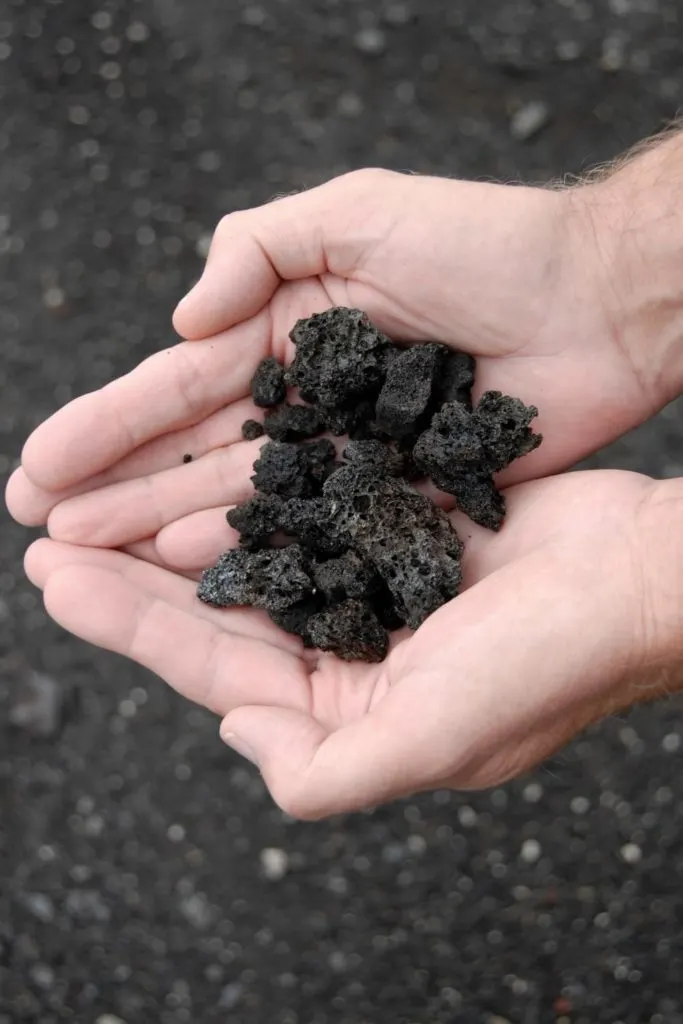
198 308 541 662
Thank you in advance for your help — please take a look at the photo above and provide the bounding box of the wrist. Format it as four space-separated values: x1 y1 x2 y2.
569 133 683 407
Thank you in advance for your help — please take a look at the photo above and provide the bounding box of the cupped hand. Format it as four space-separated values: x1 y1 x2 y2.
6 169 662 550
23 470 683 818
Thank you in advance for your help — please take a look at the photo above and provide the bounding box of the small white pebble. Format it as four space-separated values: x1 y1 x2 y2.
354 27 387 55
118 699 136 718
457 805 477 827
68 104 90 125
407 834 426 855
510 100 550 141
43 286 65 310
260 847 289 880
520 838 541 864
522 782 543 803
196 233 212 259
662 732 680 753
91 11 112 30
337 91 363 117
620 842 642 864
167 823 186 843
126 21 149 42
570 795 590 815
96 1016 126 1024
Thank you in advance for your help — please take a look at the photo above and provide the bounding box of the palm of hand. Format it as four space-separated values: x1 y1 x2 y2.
25 468 659 817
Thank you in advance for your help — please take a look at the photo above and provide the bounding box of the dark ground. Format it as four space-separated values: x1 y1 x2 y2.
3 1 683 1022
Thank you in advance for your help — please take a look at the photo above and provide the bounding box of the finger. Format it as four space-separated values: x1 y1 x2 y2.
21 314 269 492
121 539 200 579
41 563 310 715
47 440 262 547
26 538 301 652
220 521 643 818
156 507 238 571
7 398 262 528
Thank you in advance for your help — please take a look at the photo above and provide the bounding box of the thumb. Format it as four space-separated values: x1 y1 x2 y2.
173 169 395 341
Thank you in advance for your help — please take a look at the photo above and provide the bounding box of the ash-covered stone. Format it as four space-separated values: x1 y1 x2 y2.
250 356 286 407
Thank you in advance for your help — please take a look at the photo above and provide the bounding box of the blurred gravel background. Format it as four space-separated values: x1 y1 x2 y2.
3 1 683 1022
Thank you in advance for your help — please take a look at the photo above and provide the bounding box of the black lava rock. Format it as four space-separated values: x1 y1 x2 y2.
227 493 285 549
251 356 286 408
312 551 376 603
435 350 476 409
286 308 392 408
241 419 265 441
473 390 542 472
197 545 313 611
308 599 388 663
323 464 464 630
413 392 541 529
375 342 446 439
342 439 405 476
252 440 337 498
263 402 327 441
279 497 347 557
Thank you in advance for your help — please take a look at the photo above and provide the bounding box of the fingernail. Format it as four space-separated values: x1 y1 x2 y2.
222 730 259 766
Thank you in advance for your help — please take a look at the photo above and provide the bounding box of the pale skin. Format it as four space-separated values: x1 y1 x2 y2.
8 133 683 819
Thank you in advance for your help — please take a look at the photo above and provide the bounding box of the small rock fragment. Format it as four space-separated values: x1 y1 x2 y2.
342 439 405 476
218 983 244 1010
263 402 326 441
227 493 285 548
252 439 336 498
434 350 476 409
279 496 346 557
260 846 289 880
308 599 388 662
9 671 64 738
375 342 446 439
251 356 286 407
324 464 463 630
241 418 265 441
510 100 550 141
312 551 375 602
197 545 314 611
182 453 193 463
472 391 542 473
268 597 322 646
286 307 391 408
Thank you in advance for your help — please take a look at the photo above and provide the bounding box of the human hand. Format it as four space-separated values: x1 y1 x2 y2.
22 470 683 817
5 166 669 550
